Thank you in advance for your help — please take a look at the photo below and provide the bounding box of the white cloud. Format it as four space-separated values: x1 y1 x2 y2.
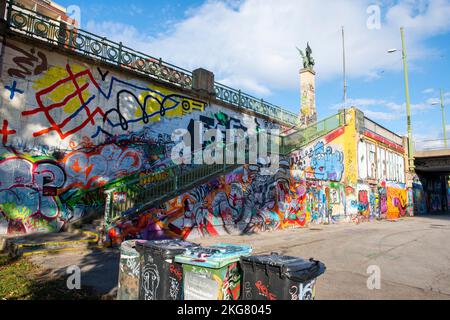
333 96 435 123
422 88 435 94
85 0 450 98
362 109 401 121
425 97 440 105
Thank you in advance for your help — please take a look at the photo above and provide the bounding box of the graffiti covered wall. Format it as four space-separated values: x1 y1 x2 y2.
0 37 279 235
108 117 353 244
106 108 412 244
0 36 413 241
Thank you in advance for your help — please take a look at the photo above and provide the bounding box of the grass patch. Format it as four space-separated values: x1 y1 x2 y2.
0 254 101 300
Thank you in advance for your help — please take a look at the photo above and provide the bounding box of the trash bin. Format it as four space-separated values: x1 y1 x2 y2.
240 253 326 300
175 243 252 300
135 239 199 300
117 240 141 300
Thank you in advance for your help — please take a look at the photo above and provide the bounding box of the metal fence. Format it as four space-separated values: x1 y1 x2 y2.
414 139 449 152
214 83 299 126
103 112 343 225
4 0 298 126
281 112 343 154
104 136 252 225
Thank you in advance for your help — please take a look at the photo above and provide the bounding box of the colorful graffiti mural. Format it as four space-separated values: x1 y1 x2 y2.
107 161 316 244
0 39 414 239
0 39 280 235
386 186 408 219
0 152 66 234
291 141 344 182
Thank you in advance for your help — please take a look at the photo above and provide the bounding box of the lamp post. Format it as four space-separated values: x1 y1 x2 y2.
431 89 447 148
387 27 415 172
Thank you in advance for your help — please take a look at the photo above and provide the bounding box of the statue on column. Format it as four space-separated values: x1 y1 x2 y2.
297 42 317 127
297 42 315 70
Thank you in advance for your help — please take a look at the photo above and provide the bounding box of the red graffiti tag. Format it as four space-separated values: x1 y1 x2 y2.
22 65 105 140
1 120 16 145
255 281 277 300
169 264 183 281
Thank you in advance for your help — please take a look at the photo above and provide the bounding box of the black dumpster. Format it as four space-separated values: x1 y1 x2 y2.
117 240 141 300
240 253 326 300
135 239 198 300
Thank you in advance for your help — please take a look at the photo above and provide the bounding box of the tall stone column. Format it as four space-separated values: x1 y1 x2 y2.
299 68 317 127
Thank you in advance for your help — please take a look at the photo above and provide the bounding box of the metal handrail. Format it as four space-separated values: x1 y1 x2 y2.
5 0 193 87
104 134 259 225
103 112 343 225
281 113 343 154
4 0 299 126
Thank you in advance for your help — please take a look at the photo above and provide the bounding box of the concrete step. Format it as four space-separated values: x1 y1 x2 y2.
68 220 104 234
1 231 101 258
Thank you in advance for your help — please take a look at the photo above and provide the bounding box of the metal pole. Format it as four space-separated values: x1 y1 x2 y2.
401 27 415 171
441 88 447 148
342 26 347 110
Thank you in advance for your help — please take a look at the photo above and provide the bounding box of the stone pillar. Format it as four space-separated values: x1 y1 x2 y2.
192 68 215 99
299 68 317 127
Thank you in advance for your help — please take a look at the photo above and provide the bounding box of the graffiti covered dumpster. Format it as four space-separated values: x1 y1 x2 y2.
135 239 199 300
174 244 252 300
117 240 141 300
240 253 326 300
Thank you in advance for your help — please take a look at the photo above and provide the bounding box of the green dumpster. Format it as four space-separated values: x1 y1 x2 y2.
174 243 252 300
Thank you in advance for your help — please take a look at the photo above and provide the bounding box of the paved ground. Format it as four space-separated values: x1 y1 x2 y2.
30 215 450 300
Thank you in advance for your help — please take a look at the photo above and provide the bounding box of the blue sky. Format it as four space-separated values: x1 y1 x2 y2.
57 0 450 142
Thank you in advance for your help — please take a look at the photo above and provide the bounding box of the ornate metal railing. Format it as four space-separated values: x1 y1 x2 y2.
5 0 193 88
214 83 299 126
4 0 299 126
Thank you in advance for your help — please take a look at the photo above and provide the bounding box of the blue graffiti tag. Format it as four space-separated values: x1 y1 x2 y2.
310 142 344 182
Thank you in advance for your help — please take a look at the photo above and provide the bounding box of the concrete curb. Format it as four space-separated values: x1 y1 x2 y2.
4 231 102 258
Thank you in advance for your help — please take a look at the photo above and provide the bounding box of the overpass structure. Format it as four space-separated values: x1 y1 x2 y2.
415 140 450 173
413 140 450 214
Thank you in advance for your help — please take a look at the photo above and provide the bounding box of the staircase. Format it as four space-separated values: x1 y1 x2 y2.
102 111 345 229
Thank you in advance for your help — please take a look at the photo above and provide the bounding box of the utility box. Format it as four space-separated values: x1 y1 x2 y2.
192 68 215 97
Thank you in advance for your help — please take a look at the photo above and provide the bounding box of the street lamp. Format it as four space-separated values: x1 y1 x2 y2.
431 89 447 148
387 27 415 172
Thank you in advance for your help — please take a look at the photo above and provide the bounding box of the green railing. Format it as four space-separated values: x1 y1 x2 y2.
281 112 344 154
104 138 252 225
4 0 299 126
103 112 343 225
